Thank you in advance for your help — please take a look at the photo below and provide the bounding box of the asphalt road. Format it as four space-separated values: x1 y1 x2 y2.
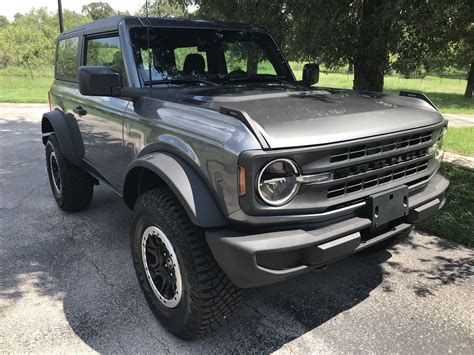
1 104 473 353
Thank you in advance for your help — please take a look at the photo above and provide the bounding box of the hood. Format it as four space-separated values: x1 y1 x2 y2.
158 85 444 149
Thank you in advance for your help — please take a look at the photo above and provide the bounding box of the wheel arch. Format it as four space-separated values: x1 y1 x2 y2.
123 152 227 228
41 109 84 166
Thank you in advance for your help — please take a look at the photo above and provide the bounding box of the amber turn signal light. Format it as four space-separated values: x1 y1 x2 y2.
238 166 246 196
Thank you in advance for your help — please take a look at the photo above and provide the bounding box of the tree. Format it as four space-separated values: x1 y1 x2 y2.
82 1 116 20
185 0 398 91
184 0 292 51
136 0 187 17
0 16 9 28
392 0 473 98
3 8 57 76
0 8 91 72
182 0 472 94
289 0 420 92
458 29 474 98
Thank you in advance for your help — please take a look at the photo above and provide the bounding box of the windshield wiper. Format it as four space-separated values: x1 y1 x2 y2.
226 75 289 84
144 78 221 87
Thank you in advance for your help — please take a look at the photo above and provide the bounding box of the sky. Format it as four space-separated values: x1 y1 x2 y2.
1 0 146 20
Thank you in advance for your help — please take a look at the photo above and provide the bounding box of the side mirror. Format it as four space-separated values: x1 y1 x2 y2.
302 63 319 86
78 66 121 96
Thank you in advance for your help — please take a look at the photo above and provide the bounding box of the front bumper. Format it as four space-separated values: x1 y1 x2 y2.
206 172 449 288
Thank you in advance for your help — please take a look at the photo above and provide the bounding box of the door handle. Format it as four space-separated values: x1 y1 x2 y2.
73 106 87 115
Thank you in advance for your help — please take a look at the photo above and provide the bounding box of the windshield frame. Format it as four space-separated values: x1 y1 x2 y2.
129 26 296 87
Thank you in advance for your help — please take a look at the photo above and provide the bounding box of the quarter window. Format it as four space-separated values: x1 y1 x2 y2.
56 37 79 80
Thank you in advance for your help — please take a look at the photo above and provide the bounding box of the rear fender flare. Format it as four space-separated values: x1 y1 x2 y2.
41 109 84 166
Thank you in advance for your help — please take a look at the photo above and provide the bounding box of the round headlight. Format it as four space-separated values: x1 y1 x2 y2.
257 159 300 206
430 127 446 161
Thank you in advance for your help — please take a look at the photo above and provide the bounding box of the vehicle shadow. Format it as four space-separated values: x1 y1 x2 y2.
1 171 388 353
1 116 472 353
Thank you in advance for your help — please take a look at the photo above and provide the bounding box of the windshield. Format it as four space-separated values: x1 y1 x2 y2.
130 27 294 86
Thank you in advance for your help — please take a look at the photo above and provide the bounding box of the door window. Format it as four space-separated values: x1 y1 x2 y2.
86 36 126 84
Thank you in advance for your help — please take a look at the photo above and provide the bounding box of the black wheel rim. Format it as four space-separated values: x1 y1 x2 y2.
49 151 61 193
142 226 182 308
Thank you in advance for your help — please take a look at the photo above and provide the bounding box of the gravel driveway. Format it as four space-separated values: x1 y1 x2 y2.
1 104 473 353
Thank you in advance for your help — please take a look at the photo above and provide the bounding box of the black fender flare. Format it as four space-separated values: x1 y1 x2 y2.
123 152 227 228
41 109 84 166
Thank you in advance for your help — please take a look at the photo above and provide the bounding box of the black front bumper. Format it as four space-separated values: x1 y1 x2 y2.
206 172 449 288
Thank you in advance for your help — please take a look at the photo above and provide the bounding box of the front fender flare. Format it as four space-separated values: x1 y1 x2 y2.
124 153 227 228
41 109 84 166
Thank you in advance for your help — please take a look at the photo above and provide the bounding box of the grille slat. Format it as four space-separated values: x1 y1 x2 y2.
327 159 429 198
330 130 433 163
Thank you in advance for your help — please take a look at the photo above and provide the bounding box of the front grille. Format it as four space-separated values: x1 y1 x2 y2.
328 159 429 198
333 147 429 180
330 130 433 163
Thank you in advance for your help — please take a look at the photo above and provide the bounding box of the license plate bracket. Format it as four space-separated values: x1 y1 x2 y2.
368 186 409 227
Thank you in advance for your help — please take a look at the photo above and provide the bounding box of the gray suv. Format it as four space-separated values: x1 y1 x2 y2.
42 16 449 339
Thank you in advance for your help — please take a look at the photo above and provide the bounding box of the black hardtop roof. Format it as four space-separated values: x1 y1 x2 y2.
60 15 263 37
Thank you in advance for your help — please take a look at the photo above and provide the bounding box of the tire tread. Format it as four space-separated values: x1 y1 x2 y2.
133 187 241 339
46 134 93 211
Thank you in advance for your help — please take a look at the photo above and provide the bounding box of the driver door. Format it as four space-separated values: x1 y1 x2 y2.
74 34 129 191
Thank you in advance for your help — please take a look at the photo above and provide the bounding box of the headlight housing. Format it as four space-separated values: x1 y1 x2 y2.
257 159 300 206
430 127 446 162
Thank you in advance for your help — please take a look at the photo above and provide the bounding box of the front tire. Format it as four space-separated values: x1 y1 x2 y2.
45 134 94 211
131 187 241 340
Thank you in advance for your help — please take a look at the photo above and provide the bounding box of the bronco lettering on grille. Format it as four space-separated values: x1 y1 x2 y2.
334 148 428 179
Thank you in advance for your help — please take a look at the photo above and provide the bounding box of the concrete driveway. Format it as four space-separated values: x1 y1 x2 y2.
1 104 473 353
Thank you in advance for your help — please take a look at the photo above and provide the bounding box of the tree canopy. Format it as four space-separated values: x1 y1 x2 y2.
183 0 473 96
82 1 117 20
0 0 471 96
136 0 187 17
0 8 90 74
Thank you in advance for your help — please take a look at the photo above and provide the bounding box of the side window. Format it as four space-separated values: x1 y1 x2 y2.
86 36 126 84
56 37 79 80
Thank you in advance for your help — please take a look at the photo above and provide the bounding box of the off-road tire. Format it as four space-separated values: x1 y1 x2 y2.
131 187 241 340
45 134 94 211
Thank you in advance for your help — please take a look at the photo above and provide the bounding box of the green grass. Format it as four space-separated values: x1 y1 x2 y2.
0 67 53 103
445 127 474 156
417 162 474 247
292 68 474 114
0 66 473 113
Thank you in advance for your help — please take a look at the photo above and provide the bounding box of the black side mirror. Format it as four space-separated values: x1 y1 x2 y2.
302 63 319 86
78 66 122 96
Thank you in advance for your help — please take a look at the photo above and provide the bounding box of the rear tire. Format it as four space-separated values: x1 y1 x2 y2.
131 187 241 340
45 134 94 211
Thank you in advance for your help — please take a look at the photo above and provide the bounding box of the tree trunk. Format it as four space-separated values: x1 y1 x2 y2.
352 0 389 92
353 61 385 92
25 58 34 80
348 62 353 74
247 48 258 75
464 61 474 98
